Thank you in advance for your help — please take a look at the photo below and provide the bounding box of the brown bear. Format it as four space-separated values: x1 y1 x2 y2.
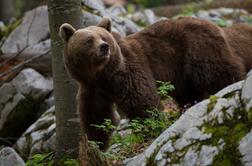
59 16 252 149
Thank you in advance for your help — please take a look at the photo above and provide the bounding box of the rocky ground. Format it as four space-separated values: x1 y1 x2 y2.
0 0 252 165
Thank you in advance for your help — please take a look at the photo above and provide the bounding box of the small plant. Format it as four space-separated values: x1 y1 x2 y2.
63 159 79 166
215 19 228 27
156 80 175 98
88 140 104 149
130 108 180 141
26 152 54 166
132 0 167 8
94 108 181 163
91 119 116 134
180 4 196 16
91 81 179 163
25 152 79 166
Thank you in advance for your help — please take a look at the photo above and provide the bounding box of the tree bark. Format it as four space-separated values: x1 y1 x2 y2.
47 0 82 160
79 134 109 166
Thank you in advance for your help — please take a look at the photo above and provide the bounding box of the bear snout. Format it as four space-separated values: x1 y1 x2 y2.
99 43 110 57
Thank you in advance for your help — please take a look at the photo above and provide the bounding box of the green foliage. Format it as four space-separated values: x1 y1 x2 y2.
63 159 79 166
90 81 178 161
130 108 180 141
180 4 196 16
214 19 228 27
207 95 219 112
126 4 135 14
203 98 252 166
26 152 54 166
156 81 175 98
93 108 181 161
0 19 21 46
132 0 167 8
88 140 104 149
25 152 79 166
91 119 116 134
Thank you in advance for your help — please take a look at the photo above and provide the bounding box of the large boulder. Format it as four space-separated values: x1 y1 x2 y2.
0 83 34 145
1 6 49 53
0 6 51 76
125 71 252 166
10 68 53 99
0 147 25 166
0 68 53 146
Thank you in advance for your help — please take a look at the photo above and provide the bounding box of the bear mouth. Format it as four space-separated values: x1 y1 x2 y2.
97 49 110 58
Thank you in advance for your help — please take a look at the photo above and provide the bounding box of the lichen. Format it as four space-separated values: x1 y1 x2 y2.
202 92 252 166
207 95 219 113
162 90 252 165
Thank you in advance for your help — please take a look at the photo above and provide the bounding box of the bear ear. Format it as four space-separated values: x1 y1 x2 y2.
59 23 76 42
97 16 112 32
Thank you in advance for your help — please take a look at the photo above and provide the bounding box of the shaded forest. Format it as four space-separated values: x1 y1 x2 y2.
0 0 252 166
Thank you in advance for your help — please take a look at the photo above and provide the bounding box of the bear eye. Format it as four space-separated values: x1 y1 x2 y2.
85 37 94 43
101 36 106 42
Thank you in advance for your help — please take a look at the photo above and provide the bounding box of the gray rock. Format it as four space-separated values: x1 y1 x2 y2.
0 83 39 145
217 8 235 16
82 9 140 36
122 18 140 35
196 10 220 22
44 93 54 110
131 12 146 24
239 129 252 166
130 10 158 27
208 10 221 18
82 0 105 14
83 11 103 27
0 84 25 131
15 106 56 158
0 147 25 166
215 80 243 97
0 21 4 28
21 39 52 75
125 71 252 166
1 6 49 53
143 9 156 24
242 70 252 109
0 83 17 111
198 145 219 166
108 5 127 16
11 68 53 99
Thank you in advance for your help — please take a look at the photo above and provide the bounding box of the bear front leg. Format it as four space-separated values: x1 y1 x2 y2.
77 86 117 150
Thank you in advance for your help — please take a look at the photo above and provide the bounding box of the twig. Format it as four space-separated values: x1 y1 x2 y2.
0 46 27 68
0 137 18 146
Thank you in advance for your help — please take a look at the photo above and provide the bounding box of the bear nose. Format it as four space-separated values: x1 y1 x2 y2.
100 43 109 54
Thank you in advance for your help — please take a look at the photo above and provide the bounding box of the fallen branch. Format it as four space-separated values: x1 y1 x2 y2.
0 50 50 84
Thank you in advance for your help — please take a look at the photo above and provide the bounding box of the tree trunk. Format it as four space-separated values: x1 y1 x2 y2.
47 0 82 160
0 0 14 24
79 134 109 166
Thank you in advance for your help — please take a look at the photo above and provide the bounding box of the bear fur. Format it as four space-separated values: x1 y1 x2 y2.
59 17 252 149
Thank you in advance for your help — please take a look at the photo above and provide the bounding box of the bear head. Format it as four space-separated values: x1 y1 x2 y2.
59 17 119 82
